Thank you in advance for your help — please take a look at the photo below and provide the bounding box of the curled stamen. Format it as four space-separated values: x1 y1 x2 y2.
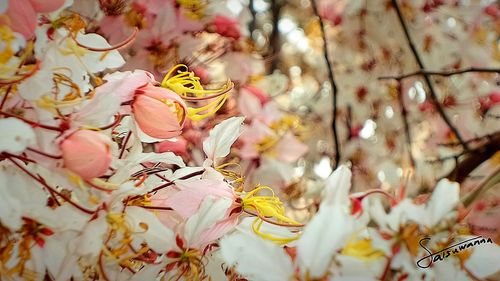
161 64 233 121
244 209 305 228
0 63 40 86
250 218 301 245
71 28 138 52
241 185 304 241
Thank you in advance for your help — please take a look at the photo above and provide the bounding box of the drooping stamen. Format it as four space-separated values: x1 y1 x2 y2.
215 162 244 188
241 185 303 243
251 218 300 245
71 27 139 52
0 62 40 86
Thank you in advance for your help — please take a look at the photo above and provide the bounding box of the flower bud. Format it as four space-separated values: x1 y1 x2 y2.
213 15 241 40
132 83 187 139
60 130 112 179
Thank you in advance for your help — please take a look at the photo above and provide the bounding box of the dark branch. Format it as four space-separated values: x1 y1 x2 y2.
445 132 500 183
390 0 469 151
248 0 257 37
378 67 500 81
311 0 340 169
268 0 283 73
396 82 415 167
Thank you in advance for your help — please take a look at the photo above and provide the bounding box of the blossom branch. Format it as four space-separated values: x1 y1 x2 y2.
378 67 500 81
311 0 341 169
390 0 469 151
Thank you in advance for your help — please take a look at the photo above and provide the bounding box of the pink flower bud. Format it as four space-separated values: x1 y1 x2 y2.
132 83 187 139
489 91 500 104
484 4 500 19
60 130 112 179
318 2 343 26
213 15 241 40
242 85 268 105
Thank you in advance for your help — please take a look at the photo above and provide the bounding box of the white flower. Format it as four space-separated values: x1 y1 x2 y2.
219 231 294 281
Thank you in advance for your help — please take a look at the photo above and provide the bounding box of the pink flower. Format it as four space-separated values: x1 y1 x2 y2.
213 15 241 40
0 0 65 39
132 83 187 139
60 130 112 179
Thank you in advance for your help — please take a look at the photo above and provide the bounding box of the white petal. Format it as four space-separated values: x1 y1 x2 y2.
184 197 232 247
323 165 352 207
426 179 459 227
125 206 175 253
464 239 500 278
219 232 294 281
0 118 36 154
297 205 354 278
203 116 245 162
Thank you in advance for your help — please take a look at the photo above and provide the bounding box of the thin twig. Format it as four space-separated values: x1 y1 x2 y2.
390 0 469 151
396 82 415 167
311 0 340 169
378 67 500 81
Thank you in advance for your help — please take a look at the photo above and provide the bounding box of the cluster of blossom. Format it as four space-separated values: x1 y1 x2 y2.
304 0 500 185
269 0 500 230
1 1 499 281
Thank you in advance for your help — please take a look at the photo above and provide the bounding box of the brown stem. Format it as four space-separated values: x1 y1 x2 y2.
378 67 500 81
311 0 341 169
390 0 469 151
148 169 204 194
118 131 132 159
0 110 62 131
445 133 500 183
27 147 62 159
7 157 96 214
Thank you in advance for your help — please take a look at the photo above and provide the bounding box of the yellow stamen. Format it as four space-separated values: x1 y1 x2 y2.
251 218 300 245
242 186 300 225
161 64 233 121
341 238 385 260
215 162 244 189
241 186 302 244
176 0 206 20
